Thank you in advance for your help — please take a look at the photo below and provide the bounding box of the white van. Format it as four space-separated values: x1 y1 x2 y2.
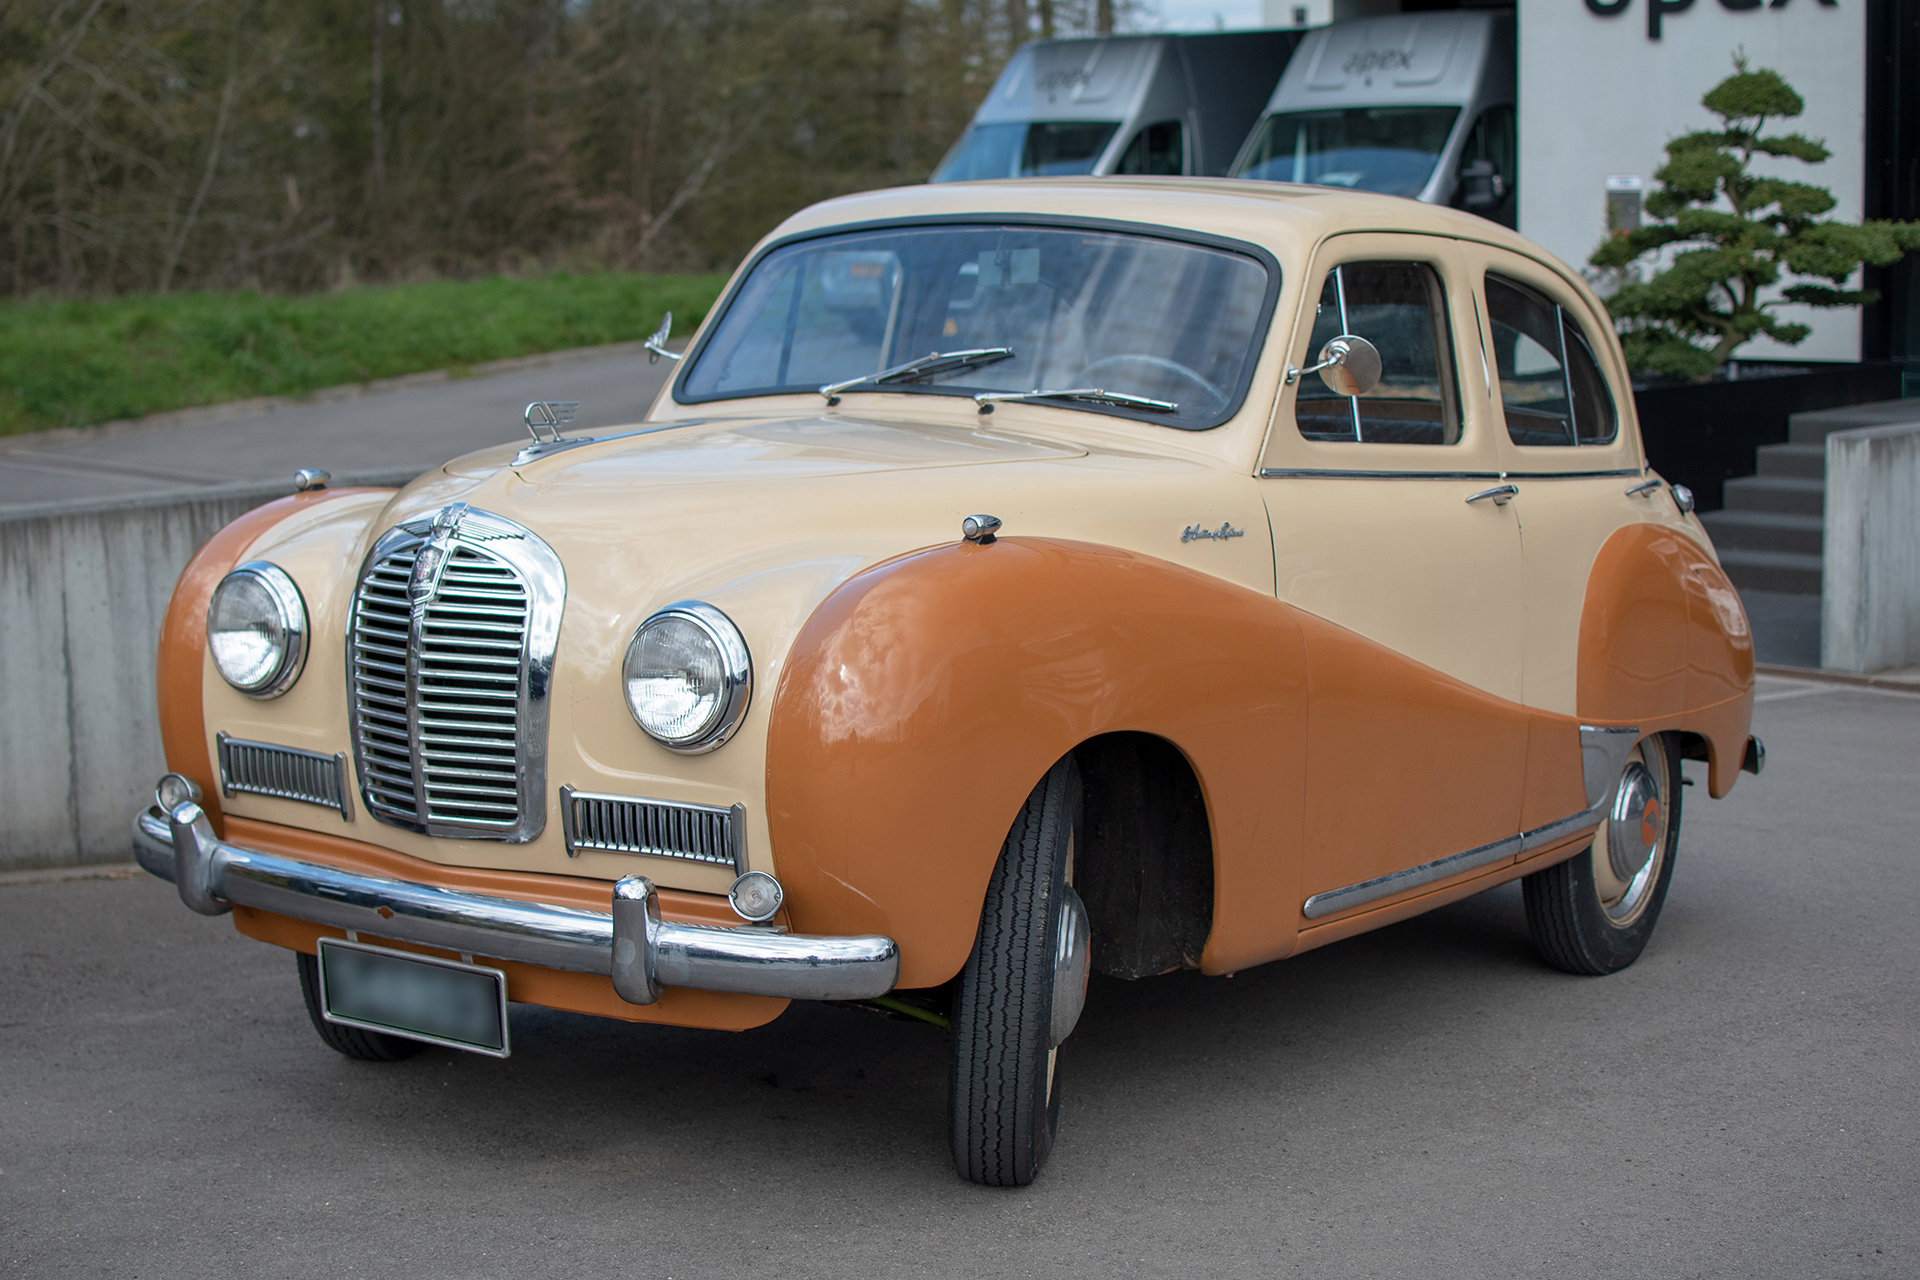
931 31 1303 182
1229 10 1516 227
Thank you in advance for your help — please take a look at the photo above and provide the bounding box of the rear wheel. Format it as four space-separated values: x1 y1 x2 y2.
1523 732 1682 975
949 757 1085 1187
296 951 425 1062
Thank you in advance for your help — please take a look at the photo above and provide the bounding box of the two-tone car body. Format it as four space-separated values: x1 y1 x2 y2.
136 178 1759 1186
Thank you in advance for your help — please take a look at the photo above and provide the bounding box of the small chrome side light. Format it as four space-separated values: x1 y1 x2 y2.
962 514 1001 544
293 468 330 492
155 773 202 812
728 871 784 923
1671 484 1695 515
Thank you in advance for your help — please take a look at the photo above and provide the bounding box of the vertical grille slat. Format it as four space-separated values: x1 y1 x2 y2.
348 508 560 842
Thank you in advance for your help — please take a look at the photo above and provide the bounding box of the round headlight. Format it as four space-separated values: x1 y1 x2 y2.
206 561 307 697
622 601 752 752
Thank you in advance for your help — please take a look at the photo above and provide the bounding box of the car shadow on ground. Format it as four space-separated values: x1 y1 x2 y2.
259 878 1554 1190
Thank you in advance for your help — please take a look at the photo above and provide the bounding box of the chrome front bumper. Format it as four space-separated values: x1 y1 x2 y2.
132 803 899 1004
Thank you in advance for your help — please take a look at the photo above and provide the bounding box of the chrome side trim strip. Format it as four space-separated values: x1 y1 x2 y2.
1257 468 1641 481
1301 724 1641 921
1302 834 1522 920
132 803 898 1003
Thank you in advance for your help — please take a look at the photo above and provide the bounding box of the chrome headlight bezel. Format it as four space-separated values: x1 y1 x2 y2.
622 600 753 754
206 561 308 698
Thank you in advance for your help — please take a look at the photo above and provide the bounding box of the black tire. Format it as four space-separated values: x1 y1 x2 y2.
949 756 1080 1187
1524 731 1683 975
296 951 425 1062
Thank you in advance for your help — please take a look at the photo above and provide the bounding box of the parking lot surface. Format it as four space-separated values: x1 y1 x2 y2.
3 674 1915 1278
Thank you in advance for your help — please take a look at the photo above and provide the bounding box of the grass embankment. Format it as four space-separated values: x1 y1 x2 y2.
0 272 729 437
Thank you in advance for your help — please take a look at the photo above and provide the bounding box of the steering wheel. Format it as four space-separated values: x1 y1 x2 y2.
1075 354 1225 411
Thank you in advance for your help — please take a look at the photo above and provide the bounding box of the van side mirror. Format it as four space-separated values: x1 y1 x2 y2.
1286 334 1382 398
1457 158 1508 210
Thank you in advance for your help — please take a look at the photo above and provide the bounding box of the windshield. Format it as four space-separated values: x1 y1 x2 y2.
679 224 1273 430
1233 107 1460 198
930 121 1121 182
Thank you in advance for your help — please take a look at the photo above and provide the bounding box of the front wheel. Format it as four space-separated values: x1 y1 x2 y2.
948 756 1087 1187
1523 731 1682 975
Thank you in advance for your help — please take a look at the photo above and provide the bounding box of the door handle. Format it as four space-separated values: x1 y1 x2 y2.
1465 483 1519 506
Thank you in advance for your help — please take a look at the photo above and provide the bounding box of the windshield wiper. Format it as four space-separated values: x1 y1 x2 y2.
972 387 1178 415
819 348 1015 404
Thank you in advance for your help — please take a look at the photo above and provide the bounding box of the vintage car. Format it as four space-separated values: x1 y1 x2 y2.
133 178 1762 1187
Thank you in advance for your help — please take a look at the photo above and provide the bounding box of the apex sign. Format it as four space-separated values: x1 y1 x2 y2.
1584 0 1840 42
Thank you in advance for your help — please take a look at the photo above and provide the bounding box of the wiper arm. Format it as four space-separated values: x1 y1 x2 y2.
820 348 1015 403
972 387 1179 415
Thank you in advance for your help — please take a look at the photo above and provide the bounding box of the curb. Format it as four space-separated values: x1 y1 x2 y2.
0 862 142 886
1755 662 1920 694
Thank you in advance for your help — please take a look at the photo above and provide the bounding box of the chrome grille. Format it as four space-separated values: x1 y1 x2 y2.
560 787 744 871
348 505 564 842
217 733 352 819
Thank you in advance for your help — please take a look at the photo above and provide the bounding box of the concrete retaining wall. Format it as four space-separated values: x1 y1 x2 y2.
0 471 414 871
1823 420 1920 673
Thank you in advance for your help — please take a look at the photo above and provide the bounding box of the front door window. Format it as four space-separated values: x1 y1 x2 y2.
1297 261 1461 445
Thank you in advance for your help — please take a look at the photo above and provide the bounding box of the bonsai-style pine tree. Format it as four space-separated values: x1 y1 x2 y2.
1591 56 1920 382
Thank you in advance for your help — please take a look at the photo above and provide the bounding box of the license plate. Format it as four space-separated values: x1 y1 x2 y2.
317 937 510 1057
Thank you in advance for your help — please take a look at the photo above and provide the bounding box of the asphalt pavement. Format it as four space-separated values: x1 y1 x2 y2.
0 342 679 511
2 673 1914 1278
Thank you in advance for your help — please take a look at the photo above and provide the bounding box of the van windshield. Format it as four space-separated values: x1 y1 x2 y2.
678 223 1272 430
1234 107 1460 198
930 121 1121 181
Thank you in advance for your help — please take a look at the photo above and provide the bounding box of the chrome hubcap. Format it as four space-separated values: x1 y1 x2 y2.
1593 738 1669 926
1607 762 1661 882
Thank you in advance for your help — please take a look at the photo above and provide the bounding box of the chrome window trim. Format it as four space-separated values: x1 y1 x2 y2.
216 732 353 820
1257 468 1641 481
346 504 565 843
622 600 754 754
207 560 309 698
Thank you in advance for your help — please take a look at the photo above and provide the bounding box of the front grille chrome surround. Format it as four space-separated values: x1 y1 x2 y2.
560 785 747 873
347 504 565 843
217 733 352 820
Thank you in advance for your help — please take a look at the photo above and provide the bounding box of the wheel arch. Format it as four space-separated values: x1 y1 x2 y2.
1577 523 1755 799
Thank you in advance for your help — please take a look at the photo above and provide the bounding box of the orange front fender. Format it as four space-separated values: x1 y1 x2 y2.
764 537 1310 988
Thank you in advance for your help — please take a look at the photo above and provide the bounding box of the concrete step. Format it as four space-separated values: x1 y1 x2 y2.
1723 474 1826 516
1789 398 1920 444
1699 509 1824 556
1716 548 1823 595
1756 442 1826 480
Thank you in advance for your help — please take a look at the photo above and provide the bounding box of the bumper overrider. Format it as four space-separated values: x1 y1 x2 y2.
131 798 899 1005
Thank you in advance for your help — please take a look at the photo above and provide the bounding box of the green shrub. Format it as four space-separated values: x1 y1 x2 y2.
1591 57 1920 381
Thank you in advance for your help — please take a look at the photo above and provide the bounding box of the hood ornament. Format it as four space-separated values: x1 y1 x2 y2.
515 401 595 464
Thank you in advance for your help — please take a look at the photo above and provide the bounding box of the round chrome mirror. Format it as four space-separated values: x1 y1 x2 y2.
1317 334 1382 398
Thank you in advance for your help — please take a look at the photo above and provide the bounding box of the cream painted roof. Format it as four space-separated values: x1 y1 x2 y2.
765 176 1557 269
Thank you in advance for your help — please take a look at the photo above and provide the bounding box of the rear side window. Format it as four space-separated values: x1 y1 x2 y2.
1485 273 1618 447
1296 260 1460 445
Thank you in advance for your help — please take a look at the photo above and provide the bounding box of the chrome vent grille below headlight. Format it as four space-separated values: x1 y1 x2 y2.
560 786 746 871
348 504 564 843
217 733 352 819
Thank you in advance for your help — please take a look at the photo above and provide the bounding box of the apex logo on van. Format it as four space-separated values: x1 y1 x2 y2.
1342 48 1414 86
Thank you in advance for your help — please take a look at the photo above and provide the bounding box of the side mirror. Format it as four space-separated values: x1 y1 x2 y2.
1288 334 1382 397
1457 158 1508 210
645 312 683 365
